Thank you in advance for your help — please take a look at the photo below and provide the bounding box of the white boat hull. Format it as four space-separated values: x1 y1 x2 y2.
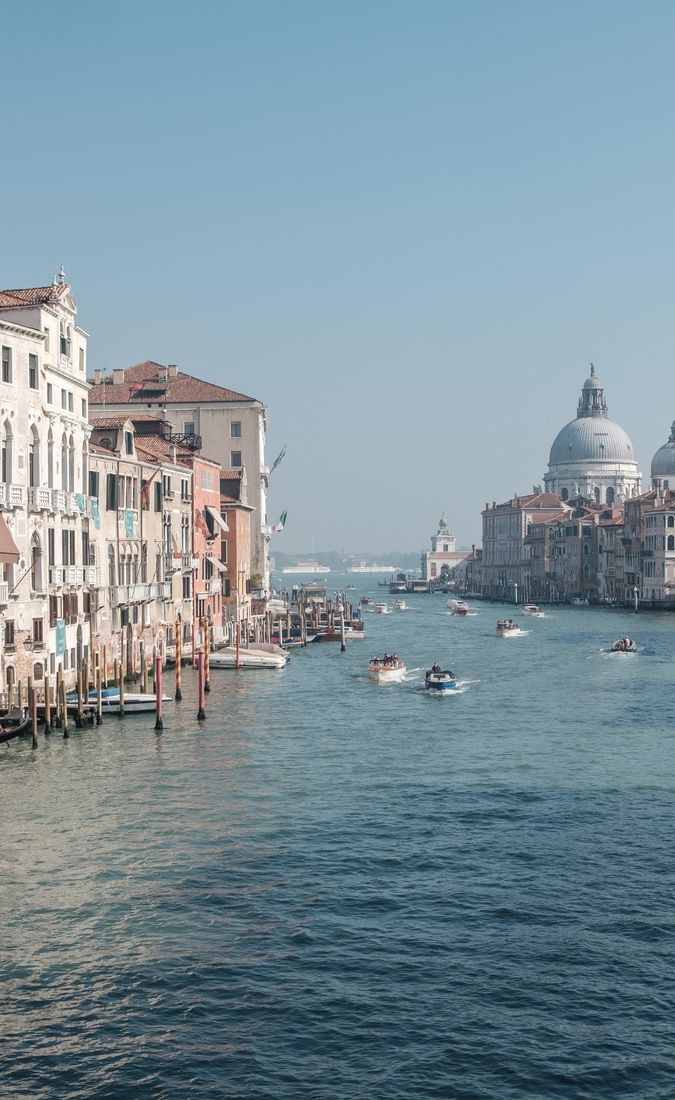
210 646 288 669
368 664 407 683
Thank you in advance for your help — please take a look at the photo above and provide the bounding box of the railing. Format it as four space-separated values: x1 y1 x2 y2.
7 485 23 508
52 490 67 513
160 581 173 599
208 579 222 595
168 431 202 452
59 353 73 373
64 566 84 585
87 566 98 585
0 582 8 604
28 487 53 511
49 567 64 585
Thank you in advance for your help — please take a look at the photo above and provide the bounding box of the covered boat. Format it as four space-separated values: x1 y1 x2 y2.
210 644 289 669
368 655 406 682
66 688 171 713
373 602 391 614
449 600 471 615
425 666 457 693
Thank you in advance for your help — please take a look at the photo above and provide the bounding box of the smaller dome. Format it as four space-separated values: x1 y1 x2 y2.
651 421 675 478
582 368 603 391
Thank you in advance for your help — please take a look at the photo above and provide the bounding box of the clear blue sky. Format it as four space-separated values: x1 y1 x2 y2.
3 1 675 553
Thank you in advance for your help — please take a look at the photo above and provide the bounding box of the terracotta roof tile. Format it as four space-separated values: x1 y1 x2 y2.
0 285 68 308
89 360 257 405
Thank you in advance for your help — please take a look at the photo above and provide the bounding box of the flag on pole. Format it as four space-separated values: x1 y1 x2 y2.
270 444 287 474
270 510 287 534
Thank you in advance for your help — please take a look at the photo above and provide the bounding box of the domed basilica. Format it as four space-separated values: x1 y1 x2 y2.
543 366 642 505
651 421 675 489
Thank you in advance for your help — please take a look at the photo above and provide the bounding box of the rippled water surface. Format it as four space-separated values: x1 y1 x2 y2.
3 582 675 1099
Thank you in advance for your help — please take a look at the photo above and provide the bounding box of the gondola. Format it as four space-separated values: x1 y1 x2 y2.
0 711 31 744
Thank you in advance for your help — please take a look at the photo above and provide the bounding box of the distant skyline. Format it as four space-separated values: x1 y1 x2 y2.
3 1 675 551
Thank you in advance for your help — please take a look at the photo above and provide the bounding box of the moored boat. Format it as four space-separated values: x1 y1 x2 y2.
425 665 457 693
0 709 31 743
611 637 637 653
496 619 522 637
66 688 171 714
368 655 406 682
210 644 289 669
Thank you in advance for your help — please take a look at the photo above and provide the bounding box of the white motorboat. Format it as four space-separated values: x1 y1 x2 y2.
393 598 407 610
373 602 391 614
571 597 589 606
210 644 289 669
368 656 406 682
496 619 522 637
66 688 171 714
522 604 544 617
611 637 637 653
449 600 471 615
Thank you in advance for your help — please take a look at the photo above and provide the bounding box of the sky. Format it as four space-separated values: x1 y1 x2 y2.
2 0 675 553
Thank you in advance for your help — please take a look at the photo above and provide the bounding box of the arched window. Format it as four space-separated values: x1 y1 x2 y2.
583 543 589 556
61 433 68 490
47 430 54 488
594 487 601 505
31 533 43 592
68 435 75 492
583 562 590 580
561 487 569 501
33 663 44 682
668 515 674 528
28 425 40 488
668 535 675 552
108 545 116 586
606 487 615 505
141 543 148 583
1 420 13 484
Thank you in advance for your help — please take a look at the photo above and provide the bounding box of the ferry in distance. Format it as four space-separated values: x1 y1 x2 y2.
281 560 331 574
347 561 400 573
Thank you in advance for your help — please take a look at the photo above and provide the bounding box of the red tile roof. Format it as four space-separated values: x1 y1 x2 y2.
89 360 257 405
0 285 68 308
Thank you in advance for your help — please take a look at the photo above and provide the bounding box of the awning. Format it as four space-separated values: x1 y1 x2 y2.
206 506 229 533
0 516 20 564
207 555 227 574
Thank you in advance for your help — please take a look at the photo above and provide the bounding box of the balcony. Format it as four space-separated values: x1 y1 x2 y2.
0 485 24 510
208 579 222 595
49 567 65 585
52 489 67 513
160 581 173 599
0 582 8 604
64 566 84 585
28 487 53 511
87 566 98 585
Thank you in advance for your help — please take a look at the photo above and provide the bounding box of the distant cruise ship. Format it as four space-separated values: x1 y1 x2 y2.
346 561 398 573
281 560 331 574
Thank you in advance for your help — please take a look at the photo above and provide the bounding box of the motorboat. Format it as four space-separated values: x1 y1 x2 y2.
425 668 458 693
367 656 406 682
0 709 31 743
522 604 544 616
393 598 407 610
571 597 589 606
210 644 289 669
496 619 522 637
449 600 471 615
315 621 367 641
66 687 171 714
611 637 637 653
373 602 391 614
361 596 373 605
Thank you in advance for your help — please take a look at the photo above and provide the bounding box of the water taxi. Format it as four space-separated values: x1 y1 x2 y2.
611 637 637 653
449 600 471 615
424 666 458 693
368 656 406 682
373 602 391 614
393 598 407 610
496 619 521 637
522 604 544 616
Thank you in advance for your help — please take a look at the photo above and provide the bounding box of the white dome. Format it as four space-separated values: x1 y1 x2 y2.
651 423 675 478
549 416 636 465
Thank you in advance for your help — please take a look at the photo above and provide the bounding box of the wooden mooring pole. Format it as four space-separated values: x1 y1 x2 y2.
175 621 183 701
154 655 164 732
197 650 206 721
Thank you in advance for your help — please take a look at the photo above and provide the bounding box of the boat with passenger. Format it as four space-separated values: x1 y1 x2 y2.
496 619 522 637
368 655 406 682
373 602 391 614
522 604 544 616
611 636 637 653
393 598 407 610
449 600 471 615
425 663 458 693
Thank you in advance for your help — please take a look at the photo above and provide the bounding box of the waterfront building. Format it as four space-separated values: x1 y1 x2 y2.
176 451 227 635
622 488 675 608
0 273 93 692
88 362 270 588
421 515 470 581
543 366 641 504
220 478 253 633
481 493 566 601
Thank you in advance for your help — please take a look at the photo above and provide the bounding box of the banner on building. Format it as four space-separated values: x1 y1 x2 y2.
125 509 135 538
56 619 66 656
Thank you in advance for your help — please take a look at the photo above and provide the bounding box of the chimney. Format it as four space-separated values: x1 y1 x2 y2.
492 501 496 509
167 364 178 379
158 365 168 382
94 369 102 385
112 368 125 385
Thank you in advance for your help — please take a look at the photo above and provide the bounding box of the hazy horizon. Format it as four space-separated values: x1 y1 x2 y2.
3 1 675 549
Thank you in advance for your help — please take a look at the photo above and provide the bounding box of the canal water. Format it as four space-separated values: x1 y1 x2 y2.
2 576 675 1099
